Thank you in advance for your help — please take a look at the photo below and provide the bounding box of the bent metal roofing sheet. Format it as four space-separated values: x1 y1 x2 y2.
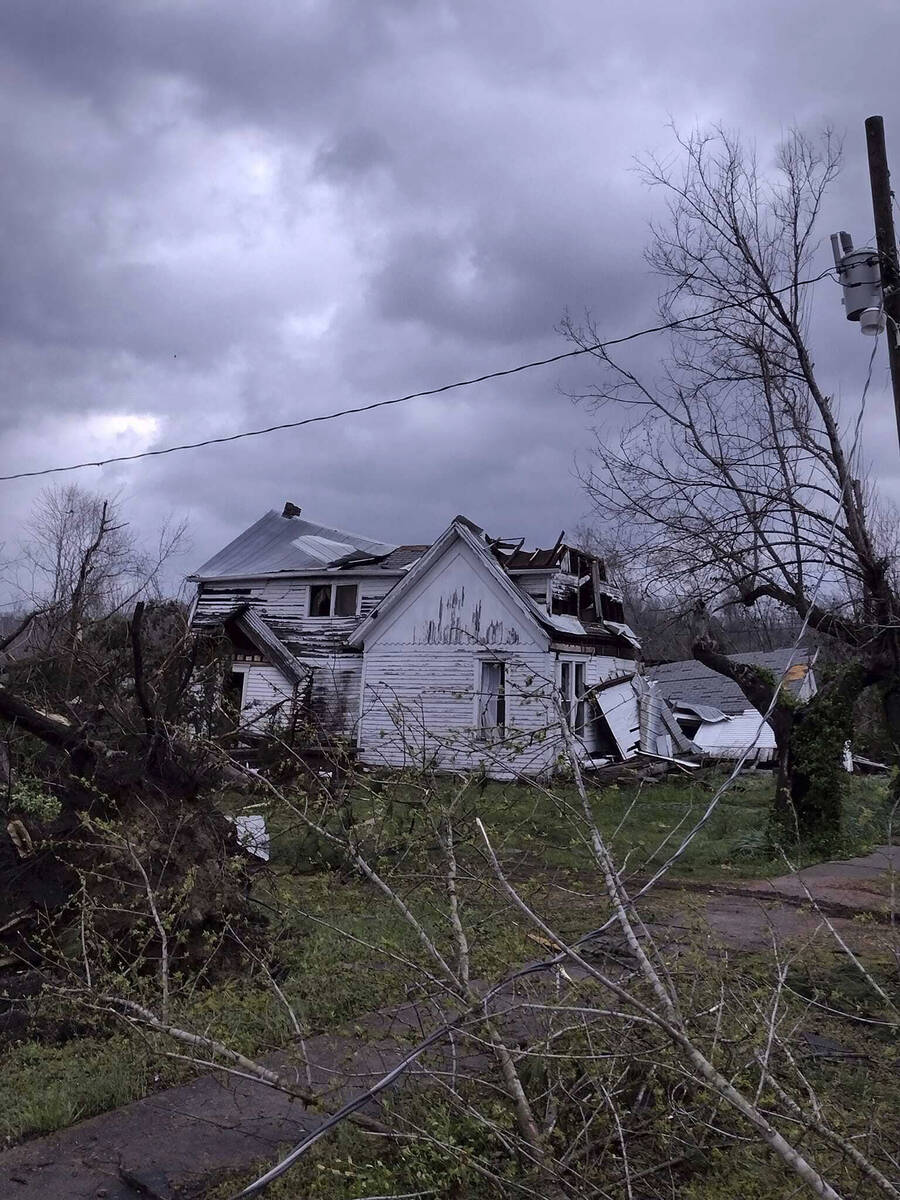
192 510 399 579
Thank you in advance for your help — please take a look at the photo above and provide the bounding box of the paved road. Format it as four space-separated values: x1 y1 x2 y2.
750 843 900 911
0 999 463 1199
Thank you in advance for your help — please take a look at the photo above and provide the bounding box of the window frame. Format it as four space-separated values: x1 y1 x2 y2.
306 581 360 618
559 656 588 736
477 658 507 740
224 663 248 715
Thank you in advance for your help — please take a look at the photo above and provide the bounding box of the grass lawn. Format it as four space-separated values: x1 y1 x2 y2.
0 765 892 1151
260 765 892 881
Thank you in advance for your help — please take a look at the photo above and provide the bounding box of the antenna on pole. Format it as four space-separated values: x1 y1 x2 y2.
830 229 886 336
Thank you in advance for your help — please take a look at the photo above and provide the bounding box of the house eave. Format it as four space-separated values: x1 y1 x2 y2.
192 567 410 584
549 638 638 658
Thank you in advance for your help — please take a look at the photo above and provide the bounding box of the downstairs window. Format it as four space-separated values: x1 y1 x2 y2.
478 660 506 737
560 660 587 735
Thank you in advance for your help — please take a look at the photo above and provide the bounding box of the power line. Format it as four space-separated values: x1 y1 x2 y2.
0 270 835 484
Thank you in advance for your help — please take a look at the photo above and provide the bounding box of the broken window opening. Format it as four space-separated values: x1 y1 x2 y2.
334 584 358 616
599 595 626 624
574 662 586 734
560 661 571 716
479 660 506 738
223 667 246 718
591 710 619 757
551 587 579 616
308 582 359 618
675 715 702 740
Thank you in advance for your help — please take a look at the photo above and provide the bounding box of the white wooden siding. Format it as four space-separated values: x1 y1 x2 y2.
237 657 363 737
358 647 560 778
358 647 639 779
512 574 550 607
194 575 398 656
239 665 298 729
300 655 363 736
363 542 545 649
584 657 635 687
594 679 641 758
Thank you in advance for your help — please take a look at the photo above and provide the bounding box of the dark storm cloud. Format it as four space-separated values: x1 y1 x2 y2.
314 128 393 183
0 0 898 591
0 0 391 117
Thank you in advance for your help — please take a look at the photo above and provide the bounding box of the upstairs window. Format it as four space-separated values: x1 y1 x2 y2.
478 660 506 737
335 584 359 616
309 585 332 617
599 594 626 624
307 582 359 617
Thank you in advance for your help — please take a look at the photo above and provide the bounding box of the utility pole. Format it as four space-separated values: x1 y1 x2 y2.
864 115 900 452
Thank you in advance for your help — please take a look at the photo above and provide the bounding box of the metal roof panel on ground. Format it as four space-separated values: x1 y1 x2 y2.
192 510 398 579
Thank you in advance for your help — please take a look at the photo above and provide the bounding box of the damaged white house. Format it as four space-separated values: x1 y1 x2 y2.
190 504 691 778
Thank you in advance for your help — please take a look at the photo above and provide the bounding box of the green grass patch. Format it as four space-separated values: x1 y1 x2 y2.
254 767 888 882
0 1034 156 1146
0 868 543 1147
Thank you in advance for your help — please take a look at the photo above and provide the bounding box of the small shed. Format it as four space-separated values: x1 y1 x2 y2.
647 649 817 763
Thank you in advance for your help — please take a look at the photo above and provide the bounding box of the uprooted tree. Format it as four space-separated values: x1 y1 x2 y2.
563 125 900 841
0 487 262 992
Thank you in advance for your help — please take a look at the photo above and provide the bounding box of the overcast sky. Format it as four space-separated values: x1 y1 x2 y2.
1 0 898 595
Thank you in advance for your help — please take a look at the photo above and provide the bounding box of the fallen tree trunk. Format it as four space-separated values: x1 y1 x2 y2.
0 667 264 1003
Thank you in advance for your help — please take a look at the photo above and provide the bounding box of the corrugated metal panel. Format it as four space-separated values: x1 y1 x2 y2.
290 534 357 563
657 697 696 755
633 675 663 754
675 701 729 723
193 510 398 579
542 612 586 637
693 710 777 760
631 675 694 756
593 679 641 759
603 620 641 650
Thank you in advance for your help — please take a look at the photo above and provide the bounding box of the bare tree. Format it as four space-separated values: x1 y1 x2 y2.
0 490 258 984
563 125 900 837
573 522 805 661
11 484 185 665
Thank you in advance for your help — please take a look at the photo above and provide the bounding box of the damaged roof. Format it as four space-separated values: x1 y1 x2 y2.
648 649 814 716
193 510 404 579
192 507 634 647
